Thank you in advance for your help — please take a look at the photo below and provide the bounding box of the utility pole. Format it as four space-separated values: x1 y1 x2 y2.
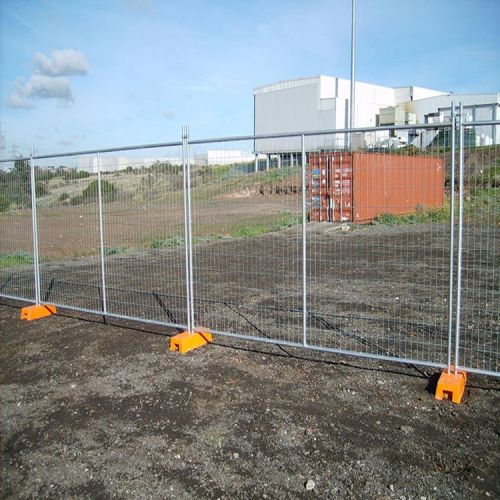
349 0 356 131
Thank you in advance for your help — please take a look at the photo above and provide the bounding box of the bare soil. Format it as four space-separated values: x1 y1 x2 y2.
1 301 499 499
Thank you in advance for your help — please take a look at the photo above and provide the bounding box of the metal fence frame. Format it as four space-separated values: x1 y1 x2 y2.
1 112 499 378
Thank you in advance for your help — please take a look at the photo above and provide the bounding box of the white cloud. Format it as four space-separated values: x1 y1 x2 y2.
8 74 73 109
163 111 176 119
25 74 74 101
7 91 35 110
35 49 89 77
7 49 88 110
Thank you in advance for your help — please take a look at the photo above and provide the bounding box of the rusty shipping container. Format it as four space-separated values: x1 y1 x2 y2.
308 152 444 223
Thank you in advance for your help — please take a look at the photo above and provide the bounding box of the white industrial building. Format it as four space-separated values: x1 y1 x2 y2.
73 156 183 173
193 150 256 166
254 75 500 154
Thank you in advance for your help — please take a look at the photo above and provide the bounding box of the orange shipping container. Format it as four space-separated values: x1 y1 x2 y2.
308 152 444 223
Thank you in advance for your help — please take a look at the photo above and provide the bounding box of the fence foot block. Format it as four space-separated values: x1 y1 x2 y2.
435 368 467 404
169 331 213 354
20 304 57 321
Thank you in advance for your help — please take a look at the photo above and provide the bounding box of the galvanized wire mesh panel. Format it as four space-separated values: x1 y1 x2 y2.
306 127 452 366
0 159 35 301
457 122 499 374
35 154 102 311
189 137 304 343
99 146 187 327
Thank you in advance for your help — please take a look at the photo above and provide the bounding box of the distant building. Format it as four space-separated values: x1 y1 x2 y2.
193 150 256 166
75 156 183 173
254 75 499 154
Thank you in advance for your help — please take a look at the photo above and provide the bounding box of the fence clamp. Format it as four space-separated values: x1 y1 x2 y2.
435 367 467 404
20 304 57 321
169 330 213 354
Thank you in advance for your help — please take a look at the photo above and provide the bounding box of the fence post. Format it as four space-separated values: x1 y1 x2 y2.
181 126 192 333
301 135 307 346
29 148 41 305
170 126 212 353
454 103 465 372
96 152 108 316
446 102 456 373
435 103 467 403
185 127 195 332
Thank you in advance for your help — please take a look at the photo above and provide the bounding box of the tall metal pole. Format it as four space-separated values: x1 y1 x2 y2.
301 135 307 346
454 103 465 372
97 152 108 316
29 147 41 305
349 0 356 132
446 102 456 373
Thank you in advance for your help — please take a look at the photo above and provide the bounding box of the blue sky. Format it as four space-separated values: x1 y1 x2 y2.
1 0 499 157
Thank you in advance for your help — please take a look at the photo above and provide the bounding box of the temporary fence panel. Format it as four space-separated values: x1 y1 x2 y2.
34 154 102 312
305 128 452 367
99 145 188 328
456 121 499 375
0 118 498 379
0 159 35 301
188 135 304 345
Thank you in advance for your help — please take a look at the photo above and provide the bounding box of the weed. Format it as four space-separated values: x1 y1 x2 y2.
232 212 302 238
0 251 34 268
150 236 185 249
104 246 128 256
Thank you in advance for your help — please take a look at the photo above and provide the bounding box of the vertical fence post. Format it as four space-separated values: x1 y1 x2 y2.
446 102 456 372
29 147 41 305
301 135 308 346
454 103 465 372
182 125 192 332
185 127 195 331
96 152 108 316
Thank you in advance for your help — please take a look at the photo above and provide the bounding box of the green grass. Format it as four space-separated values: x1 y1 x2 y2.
104 246 129 256
0 251 34 268
231 212 302 238
150 236 185 249
375 205 450 226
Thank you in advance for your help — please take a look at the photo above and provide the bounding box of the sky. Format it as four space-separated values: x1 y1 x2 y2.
0 0 499 158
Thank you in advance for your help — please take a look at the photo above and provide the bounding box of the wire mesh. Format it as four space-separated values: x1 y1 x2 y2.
34 154 102 311
98 146 187 327
0 120 498 377
305 127 452 365
457 121 499 374
0 159 35 301
188 137 304 344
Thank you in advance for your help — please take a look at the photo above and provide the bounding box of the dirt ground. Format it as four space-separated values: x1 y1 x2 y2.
1 301 499 499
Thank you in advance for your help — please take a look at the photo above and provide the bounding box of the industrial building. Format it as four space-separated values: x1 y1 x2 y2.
254 75 500 154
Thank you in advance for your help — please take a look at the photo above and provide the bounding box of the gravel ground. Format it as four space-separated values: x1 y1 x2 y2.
1 301 499 499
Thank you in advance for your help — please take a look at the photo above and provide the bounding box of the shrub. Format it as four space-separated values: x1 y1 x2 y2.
82 179 117 202
70 195 83 206
35 181 49 197
0 196 10 212
58 192 70 201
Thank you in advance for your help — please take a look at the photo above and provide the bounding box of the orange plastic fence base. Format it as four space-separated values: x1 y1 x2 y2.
435 368 467 404
20 304 57 321
169 331 213 354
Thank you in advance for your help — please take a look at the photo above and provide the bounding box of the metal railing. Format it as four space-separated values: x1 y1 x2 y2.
1 113 498 378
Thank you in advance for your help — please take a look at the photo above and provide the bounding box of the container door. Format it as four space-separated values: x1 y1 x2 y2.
309 152 331 222
329 153 353 222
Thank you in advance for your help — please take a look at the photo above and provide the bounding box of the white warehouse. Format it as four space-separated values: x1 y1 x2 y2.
254 75 500 153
